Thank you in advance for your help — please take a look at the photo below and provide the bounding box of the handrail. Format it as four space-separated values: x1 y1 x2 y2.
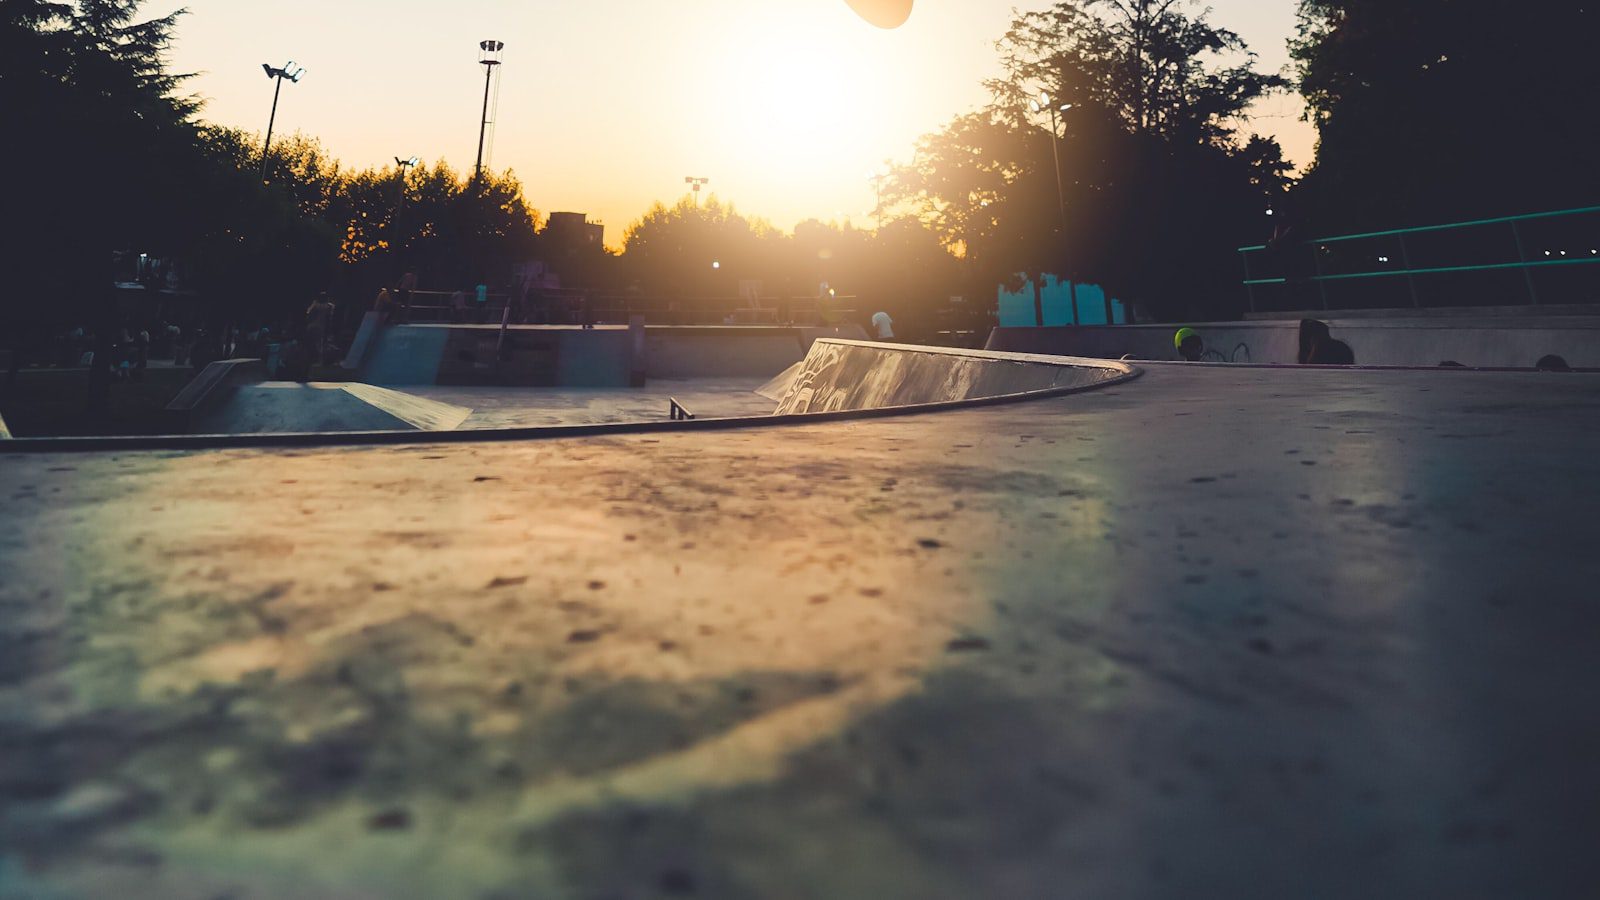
1238 204 1600 253
1238 204 1600 311
1244 255 1600 286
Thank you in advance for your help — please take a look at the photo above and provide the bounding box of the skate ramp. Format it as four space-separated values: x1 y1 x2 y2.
164 358 271 430
775 340 1134 415
755 361 806 401
192 382 472 435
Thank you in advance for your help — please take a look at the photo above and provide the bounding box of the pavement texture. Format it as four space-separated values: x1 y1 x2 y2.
2 364 1599 899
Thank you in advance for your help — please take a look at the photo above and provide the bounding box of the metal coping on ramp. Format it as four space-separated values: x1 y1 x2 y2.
0 343 1139 454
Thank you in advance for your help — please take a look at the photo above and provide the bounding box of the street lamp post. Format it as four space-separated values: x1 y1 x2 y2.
685 177 709 206
394 155 420 211
260 60 306 182
1030 92 1073 230
869 169 887 230
475 40 505 182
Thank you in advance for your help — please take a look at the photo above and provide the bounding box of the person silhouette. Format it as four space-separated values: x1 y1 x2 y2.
1298 319 1356 365
1174 327 1205 362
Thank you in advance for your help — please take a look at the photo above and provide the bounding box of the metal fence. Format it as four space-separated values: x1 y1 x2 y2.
1239 206 1600 312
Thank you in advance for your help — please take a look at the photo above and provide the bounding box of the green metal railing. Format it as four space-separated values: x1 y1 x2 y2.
1239 206 1600 311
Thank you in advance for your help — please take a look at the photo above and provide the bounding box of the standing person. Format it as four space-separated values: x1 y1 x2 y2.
373 287 396 325
305 293 335 366
871 310 895 341
396 269 418 324
450 289 468 324
133 326 150 379
512 272 533 325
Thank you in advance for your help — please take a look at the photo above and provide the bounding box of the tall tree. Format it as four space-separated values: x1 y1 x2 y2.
990 0 1284 143
887 0 1287 320
1 0 203 405
1293 1 1599 231
622 197 777 299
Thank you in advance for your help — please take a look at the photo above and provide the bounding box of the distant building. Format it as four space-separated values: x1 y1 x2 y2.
544 212 604 252
538 213 607 291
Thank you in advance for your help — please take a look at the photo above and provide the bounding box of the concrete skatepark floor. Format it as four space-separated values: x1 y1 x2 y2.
2 365 1599 898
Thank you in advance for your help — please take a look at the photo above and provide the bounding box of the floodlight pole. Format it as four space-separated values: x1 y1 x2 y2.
261 75 284 181
394 156 419 213
1047 106 1065 228
685 177 709 206
260 62 303 182
475 41 504 183
1036 96 1071 231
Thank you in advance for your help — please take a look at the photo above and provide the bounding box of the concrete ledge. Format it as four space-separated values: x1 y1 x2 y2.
989 319 1600 368
0 346 1140 454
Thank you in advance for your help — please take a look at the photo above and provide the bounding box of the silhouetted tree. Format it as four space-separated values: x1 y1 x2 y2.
2 0 204 406
1292 1 1600 231
622 197 777 299
196 128 543 316
886 0 1289 321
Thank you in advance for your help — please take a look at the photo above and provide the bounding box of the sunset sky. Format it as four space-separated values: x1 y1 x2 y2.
159 0 1311 245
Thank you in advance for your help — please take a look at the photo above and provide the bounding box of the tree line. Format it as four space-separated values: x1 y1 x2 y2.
4 0 1592 351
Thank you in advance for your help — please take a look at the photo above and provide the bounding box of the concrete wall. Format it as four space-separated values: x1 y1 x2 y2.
362 326 454 385
988 317 1600 368
775 339 1133 415
644 326 867 379
360 326 633 388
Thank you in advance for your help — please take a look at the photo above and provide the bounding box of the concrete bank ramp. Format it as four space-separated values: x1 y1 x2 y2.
756 360 806 401
193 382 472 435
775 340 1133 415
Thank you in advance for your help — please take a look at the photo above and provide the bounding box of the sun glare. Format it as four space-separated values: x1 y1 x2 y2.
695 3 906 218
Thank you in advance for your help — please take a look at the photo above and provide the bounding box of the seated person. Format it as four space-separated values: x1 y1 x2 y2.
1174 327 1205 362
1299 319 1356 365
